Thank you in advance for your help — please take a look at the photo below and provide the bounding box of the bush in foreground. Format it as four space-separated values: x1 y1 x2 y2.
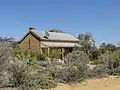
56 50 89 83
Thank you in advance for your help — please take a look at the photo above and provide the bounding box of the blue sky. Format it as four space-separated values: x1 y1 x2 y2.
0 0 120 45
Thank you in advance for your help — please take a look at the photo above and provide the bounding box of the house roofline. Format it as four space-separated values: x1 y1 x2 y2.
17 30 40 43
18 30 79 43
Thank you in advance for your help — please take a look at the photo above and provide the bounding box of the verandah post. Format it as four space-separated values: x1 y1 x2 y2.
48 47 50 57
62 48 65 60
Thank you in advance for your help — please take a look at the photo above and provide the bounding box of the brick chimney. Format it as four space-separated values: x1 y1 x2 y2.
29 27 35 31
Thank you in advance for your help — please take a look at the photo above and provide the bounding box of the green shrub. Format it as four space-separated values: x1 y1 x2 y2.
37 54 47 61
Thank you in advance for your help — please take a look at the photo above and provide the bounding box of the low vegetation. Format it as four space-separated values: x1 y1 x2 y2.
56 50 89 83
0 34 120 90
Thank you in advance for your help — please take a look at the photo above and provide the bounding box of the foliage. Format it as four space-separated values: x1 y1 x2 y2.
89 46 101 61
105 43 116 52
99 43 117 54
13 46 37 65
3 58 57 90
36 59 62 85
99 43 107 54
77 32 95 55
0 41 13 65
64 50 89 67
76 33 100 61
0 37 57 89
0 37 14 87
7 61 37 90
35 73 57 89
97 50 120 76
1 34 120 90
50 48 62 59
88 65 108 78
56 50 89 83
0 37 15 44
37 54 47 61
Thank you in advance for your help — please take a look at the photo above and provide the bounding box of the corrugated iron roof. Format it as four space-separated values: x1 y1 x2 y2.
31 30 79 41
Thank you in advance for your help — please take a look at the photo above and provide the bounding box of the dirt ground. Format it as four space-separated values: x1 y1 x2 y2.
53 76 120 90
1 76 120 90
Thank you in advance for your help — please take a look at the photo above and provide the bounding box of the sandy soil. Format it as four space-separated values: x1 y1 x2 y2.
52 76 120 90
1 76 120 90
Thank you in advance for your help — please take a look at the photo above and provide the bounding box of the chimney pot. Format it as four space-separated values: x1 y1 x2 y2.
29 27 35 31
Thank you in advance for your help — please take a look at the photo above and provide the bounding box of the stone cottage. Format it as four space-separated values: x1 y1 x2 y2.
18 28 79 59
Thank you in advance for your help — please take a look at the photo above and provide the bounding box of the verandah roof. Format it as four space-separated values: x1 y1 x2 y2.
41 42 79 48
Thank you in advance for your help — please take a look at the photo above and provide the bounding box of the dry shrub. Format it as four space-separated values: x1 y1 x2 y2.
0 39 13 88
87 65 108 78
6 61 36 90
4 59 57 90
56 50 89 83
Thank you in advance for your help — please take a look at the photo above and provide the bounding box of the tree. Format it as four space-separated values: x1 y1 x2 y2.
77 32 95 55
48 29 63 33
99 42 106 54
106 44 116 52
0 37 15 45
75 32 98 61
99 43 117 54
89 46 101 61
